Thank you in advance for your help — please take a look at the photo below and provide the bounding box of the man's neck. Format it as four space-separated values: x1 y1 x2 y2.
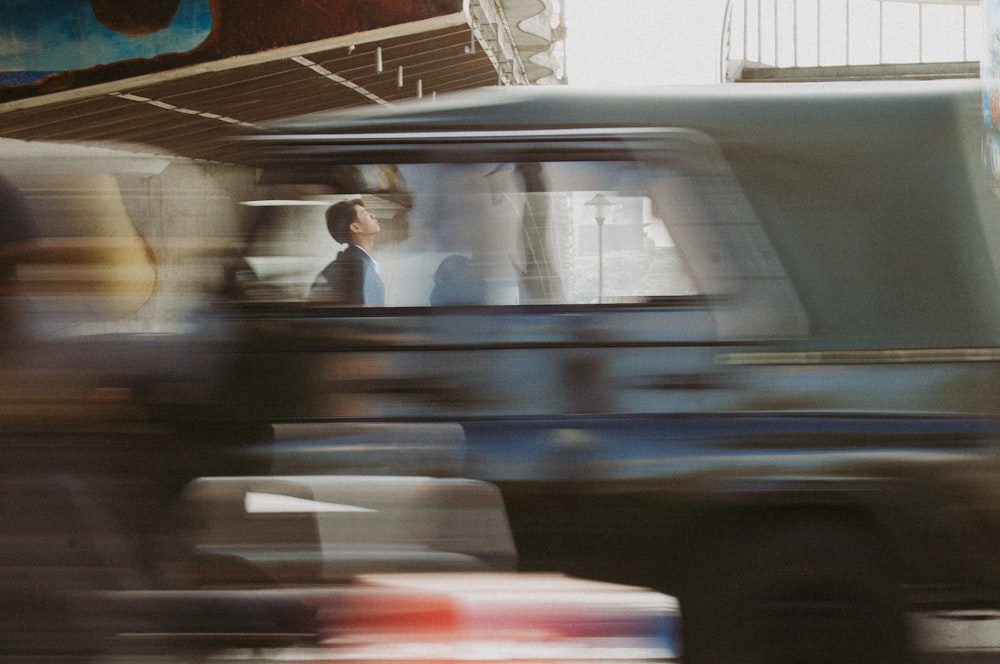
352 237 375 254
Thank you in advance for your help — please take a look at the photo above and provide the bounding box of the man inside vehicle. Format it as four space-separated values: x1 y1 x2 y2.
309 198 384 305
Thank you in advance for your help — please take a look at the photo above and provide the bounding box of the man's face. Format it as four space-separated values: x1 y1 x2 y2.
351 204 380 236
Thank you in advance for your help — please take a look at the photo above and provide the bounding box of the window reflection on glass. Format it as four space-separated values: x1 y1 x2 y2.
238 159 701 306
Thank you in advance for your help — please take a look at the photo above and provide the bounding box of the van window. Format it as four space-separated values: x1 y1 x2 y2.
236 159 702 307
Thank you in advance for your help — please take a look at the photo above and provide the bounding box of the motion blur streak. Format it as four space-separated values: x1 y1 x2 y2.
6 80 1000 662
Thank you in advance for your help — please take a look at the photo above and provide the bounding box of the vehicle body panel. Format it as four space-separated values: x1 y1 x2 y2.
157 80 1000 610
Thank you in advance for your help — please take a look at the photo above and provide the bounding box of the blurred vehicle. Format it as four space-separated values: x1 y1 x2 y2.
211 79 1000 664
4 79 1000 663
296 572 681 663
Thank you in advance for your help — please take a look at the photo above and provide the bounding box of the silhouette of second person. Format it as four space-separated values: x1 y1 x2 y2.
309 199 384 306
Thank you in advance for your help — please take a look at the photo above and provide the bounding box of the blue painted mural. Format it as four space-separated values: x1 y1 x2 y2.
0 0 212 85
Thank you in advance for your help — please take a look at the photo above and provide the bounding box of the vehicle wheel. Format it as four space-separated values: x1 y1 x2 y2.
680 519 907 664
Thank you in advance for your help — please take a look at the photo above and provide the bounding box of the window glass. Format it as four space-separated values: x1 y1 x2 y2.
237 159 702 307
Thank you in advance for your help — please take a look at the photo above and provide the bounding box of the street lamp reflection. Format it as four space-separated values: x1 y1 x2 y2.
585 193 614 303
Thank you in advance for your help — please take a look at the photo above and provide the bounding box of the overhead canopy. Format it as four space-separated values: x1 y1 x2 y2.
0 2 562 165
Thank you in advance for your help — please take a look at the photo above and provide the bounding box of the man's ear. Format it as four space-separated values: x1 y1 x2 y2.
349 221 361 234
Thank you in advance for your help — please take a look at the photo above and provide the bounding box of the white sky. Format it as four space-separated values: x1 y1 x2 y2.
565 0 730 86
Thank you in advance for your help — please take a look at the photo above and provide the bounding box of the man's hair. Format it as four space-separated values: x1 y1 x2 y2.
326 199 364 245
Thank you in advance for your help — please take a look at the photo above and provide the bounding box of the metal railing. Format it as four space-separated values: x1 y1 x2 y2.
721 0 982 82
466 0 531 85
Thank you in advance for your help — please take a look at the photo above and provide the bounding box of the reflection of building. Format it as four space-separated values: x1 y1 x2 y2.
0 1 566 164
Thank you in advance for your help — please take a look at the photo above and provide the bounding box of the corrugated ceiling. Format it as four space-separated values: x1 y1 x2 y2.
0 14 519 165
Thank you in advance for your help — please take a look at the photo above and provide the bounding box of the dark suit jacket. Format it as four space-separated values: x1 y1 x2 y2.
309 244 385 305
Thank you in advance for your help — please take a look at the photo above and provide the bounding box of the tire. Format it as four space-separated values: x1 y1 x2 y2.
680 519 908 664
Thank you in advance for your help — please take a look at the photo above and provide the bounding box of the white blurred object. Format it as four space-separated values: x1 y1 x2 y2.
210 572 681 662
172 476 518 585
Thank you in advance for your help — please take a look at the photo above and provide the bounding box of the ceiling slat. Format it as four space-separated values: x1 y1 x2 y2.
0 21 510 164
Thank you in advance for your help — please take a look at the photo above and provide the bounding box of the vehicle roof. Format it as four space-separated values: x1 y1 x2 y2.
265 79 983 148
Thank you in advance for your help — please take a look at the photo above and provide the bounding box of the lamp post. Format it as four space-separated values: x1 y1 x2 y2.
585 193 613 303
